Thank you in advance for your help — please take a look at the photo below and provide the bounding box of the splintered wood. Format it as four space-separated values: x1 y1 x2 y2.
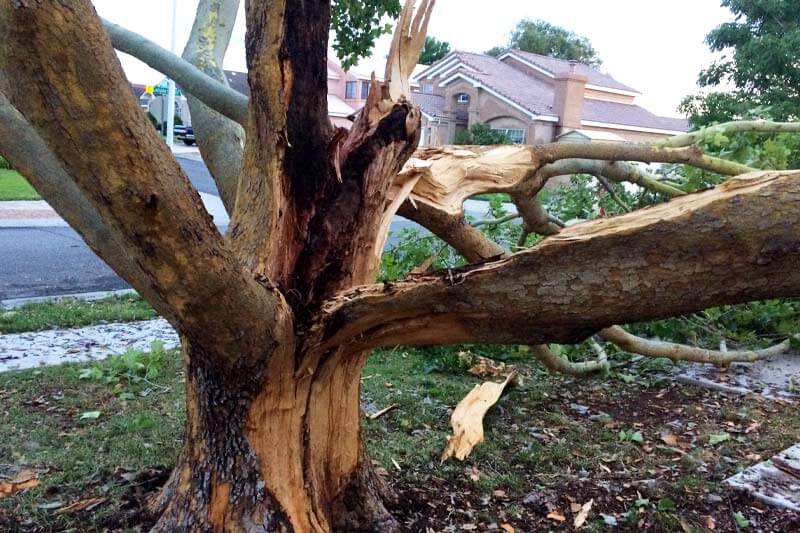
441 371 517 462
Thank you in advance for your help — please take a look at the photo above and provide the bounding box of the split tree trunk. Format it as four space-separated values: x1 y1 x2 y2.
151 342 396 532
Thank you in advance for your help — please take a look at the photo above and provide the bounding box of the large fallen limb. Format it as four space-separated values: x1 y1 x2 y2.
0 0 288 370
180 0 245 214
599 326 791 366
320 171 800 350
103 19 247 126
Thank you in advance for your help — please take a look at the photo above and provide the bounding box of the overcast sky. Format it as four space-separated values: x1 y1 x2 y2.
93 0 733 117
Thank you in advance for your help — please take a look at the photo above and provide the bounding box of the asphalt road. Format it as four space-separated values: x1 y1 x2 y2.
0 157 430 302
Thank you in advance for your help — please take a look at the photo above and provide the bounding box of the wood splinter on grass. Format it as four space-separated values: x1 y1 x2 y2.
367 403 400 420
441 371 518 462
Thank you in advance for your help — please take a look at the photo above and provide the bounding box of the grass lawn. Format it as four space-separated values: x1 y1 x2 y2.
0 169 40 201
1 336 799 531
0 294 155 334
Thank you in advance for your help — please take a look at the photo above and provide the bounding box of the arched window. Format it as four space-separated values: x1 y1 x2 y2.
456 93 470 104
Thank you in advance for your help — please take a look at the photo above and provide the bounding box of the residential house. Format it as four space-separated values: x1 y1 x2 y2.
412 49 689 146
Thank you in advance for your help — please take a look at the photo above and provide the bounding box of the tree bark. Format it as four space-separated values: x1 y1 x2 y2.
322 171 800 350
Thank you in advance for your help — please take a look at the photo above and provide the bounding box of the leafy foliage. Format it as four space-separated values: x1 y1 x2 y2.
78 341 167 389
488 19 601 67
418 36 451 65
331 0 401 70
454 123 513 146
682 0 800 126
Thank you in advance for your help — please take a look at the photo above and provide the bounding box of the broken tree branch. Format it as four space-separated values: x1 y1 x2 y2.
321 171 800 351
599 325 791 366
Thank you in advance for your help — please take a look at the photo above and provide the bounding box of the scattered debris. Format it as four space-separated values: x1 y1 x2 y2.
441 371 518 462
725 443 800 511
573 498 593 528
367 403 400 420
468 356 515 379
0 467 40 499
55 497 108 515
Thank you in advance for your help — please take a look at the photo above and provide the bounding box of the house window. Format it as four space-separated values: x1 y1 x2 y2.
345 81 357 99
457 93 470 104
422 83 434 94
492 128 525 144
361 81 370 99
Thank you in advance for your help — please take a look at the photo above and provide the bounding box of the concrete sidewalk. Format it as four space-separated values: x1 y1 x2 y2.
0 192 230 228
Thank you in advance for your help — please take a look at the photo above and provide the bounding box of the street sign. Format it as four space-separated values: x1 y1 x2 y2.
153 81 181 97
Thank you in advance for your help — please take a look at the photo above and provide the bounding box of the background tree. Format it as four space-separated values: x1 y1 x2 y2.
2 0 800 531
681 0 800 125
418 35 451 64
331 0 402 69
486 19 601 66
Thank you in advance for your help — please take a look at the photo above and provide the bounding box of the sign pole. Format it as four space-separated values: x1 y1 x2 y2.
165 0 177 147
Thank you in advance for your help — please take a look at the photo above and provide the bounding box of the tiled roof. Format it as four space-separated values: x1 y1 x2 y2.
412 92 446 118
583 99 689 132
427 51 688 133
225 70 249 97
442 51 557 117
505 49 639 93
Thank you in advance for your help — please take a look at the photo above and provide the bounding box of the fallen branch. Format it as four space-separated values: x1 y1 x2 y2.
599 325 791 366
367 403 400 420
530 345 609 376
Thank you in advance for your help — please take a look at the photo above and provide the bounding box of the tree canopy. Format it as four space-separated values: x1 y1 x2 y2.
331 0 401 69
487 19 601 66
681 0 800 125
418 35 451 65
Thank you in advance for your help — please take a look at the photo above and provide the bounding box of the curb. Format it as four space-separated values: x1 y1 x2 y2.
1 289 137 310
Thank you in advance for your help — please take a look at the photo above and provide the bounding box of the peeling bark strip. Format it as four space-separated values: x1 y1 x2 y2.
322 171 800 349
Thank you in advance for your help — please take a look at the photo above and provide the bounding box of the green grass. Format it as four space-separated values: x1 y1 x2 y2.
2 341 800 530
0 294 155 334
0 169 40 201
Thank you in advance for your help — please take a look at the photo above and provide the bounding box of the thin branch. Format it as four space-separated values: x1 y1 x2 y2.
662 120 800 148
595 174 631 212
538 142 756 176
599 326 790 366
472 212 521 228
530 344 609 375
103 19 248 126
535 158 686 197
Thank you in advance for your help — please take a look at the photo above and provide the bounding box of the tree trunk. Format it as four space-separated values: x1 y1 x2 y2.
152 341 396 532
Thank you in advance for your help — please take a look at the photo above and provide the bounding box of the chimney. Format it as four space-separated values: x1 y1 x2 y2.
553 61 587 131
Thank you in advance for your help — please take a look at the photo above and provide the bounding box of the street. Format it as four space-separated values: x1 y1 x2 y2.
0 156 483 302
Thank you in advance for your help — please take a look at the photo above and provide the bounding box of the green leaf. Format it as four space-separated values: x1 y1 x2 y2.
634 498 650 508
630 431 644 444
709 432 731 446
79 410 101 420
734 511 749 529
657 498 675 511
790 334 800 351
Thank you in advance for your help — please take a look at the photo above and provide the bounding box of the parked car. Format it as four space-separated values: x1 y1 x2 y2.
174 125 196 146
